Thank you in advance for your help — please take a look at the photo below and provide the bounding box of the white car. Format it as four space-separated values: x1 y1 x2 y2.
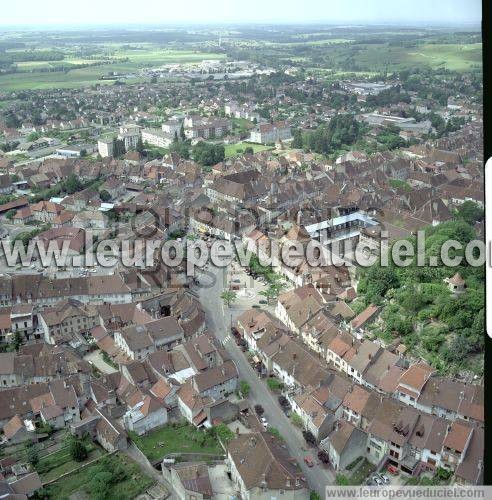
378 474 390 484
372 476 384 486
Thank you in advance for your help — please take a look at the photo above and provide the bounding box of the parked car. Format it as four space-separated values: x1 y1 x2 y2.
387 465 399 475
233 278 241 283
304 456 314 467
259 299 268 304
377 473 390 484
372 476 384 486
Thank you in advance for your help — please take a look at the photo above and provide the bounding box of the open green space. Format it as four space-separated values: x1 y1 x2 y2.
349 458 375 485
129 422 224 463
224 141 273 158
347 43 482 72
43 453 154 500
36 442 104 482
0 45 225 91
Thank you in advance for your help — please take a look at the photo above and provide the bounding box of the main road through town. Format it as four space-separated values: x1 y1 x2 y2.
194 264 335 496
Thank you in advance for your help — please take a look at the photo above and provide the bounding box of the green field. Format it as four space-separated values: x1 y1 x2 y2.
303 42 482 74
43 453 154 500
0 46 225 91
346 43 482 72
129 422 224 462
224 142 273 158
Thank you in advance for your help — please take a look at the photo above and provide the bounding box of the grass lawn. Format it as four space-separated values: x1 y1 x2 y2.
129 422 224 462
231 117 255 134
43 453 154 500
349 458 375 485
37 443 104 482
224 142 273 158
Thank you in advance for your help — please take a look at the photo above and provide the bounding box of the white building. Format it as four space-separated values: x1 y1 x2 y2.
250 121 291 144
97 139 113 158
141 128 174 148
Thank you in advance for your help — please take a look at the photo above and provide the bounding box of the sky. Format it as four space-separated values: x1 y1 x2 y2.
0 0 481 27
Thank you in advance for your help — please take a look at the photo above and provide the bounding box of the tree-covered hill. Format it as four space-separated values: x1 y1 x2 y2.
356 217 484 376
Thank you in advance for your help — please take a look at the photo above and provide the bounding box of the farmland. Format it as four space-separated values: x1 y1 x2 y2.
224 28 482 75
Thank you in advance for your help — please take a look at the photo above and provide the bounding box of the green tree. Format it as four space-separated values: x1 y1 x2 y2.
303 114 361 154
336 474 350 486
292 128 303 149
169 140 190 159
99 190 111 202
112 138 126 158
193 142 225 166
89 471 113 499
4 112 20 129
455 201 484 225
212 423 234 443
63 174 82 194
266 378 283 392
239 380 250 397
69 438 88 462
220 290 237 307
12 330 23 351
290 412 303 427
268 427 283 440
5 210 15 221
136 137 145 154
25 442 39 467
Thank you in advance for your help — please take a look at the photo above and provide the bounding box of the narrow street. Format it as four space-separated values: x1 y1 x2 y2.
195 264 334 496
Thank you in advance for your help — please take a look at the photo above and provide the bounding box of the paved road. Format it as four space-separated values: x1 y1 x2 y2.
194 265 334 496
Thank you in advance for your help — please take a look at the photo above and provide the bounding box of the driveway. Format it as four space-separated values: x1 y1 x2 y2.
194 264 334 496
84 350 118 375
